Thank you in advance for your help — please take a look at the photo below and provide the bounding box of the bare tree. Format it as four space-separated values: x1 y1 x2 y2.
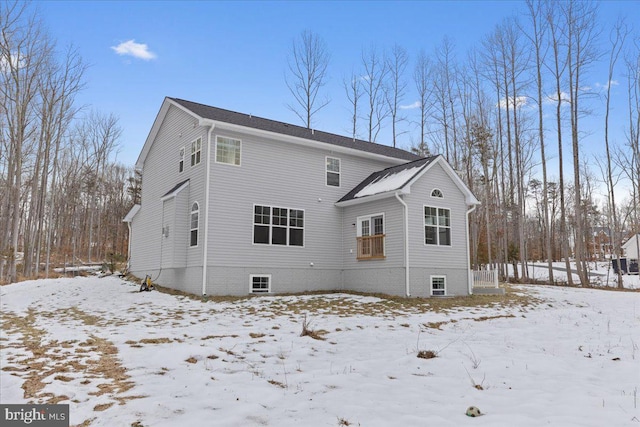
361 45 389 142
385 44 409 147
0 1 50 282
564 0 601 286
524 0 554 283
343 70 362 140
285 30 330 129
413 49 434 156
546 2 574 285
601 19 628 288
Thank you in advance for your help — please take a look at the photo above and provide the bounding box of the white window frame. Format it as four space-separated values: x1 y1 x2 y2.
356 213 385 237
191 138 202 167
356 213 385 259
190 202 199 247
252 204 305 247
215 135 242 166
326 156 341 187
179 146 185 173
250 274 271 294
424 206 451 246
431 188 443 198
430 275 446 296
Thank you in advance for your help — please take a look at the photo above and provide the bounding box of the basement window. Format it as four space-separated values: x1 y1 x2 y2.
431 276 446 296
250 275 271 293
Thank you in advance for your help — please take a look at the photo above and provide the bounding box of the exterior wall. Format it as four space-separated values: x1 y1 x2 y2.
206 267 342 296
204 125 393 294
131 101 475 297
341 197 406 295
404 162 471 296
129 105 206 287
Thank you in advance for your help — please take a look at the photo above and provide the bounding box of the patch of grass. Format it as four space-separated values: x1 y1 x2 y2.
249 333 266 339
417 350 438 359
185 357 198 364
267 379 286 389
300 314 327 341
94 402 114 411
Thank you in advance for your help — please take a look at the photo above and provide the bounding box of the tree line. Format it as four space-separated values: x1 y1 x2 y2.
2 1 638 287
0 2 137 283
286 0 639 287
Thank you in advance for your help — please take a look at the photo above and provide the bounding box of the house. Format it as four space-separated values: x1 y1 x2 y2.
588 227 613 260
621 233 639 260
124 97 480 297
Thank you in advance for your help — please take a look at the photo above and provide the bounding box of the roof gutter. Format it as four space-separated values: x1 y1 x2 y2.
395 191 410 297
202 121 215 296
466 204 477 295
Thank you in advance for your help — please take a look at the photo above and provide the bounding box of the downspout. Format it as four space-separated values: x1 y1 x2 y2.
126 222 132 271
395 191 410 297
466 204 477 295
202 124 215 296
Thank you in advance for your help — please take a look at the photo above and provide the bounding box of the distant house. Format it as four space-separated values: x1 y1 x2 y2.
123 97 479 297
622 234 639 260
588 227 612 260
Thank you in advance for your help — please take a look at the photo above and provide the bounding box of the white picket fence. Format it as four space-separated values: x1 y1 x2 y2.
472 268 499 288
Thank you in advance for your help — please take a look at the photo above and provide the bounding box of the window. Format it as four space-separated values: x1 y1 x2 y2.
190 202 199 247
431 188 443 198
326 157 340 187
216 136 241 165
424 206 451 246
179 147 185 173
191 138 202 166
253 205 304 247
250 274 271 293
357 214 385 259
431 276 446 296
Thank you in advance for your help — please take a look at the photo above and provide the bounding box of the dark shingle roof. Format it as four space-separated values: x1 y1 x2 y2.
161 179 190 199
169 98 420 162
337 156 438 203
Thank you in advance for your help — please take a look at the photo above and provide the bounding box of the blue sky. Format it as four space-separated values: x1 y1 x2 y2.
38 0 639 183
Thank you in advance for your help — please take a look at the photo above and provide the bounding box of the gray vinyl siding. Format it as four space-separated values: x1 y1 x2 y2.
131 101 475 296
129 105 206 286
205 127 393 293
404 162 471 296
340 197 406 295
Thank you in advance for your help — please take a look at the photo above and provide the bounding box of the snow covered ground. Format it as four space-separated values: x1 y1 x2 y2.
1 275 639 426
510 261 640 290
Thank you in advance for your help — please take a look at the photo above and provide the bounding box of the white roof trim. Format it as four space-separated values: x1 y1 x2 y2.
122 204 141 223
136 98 202 170
335 156 479 208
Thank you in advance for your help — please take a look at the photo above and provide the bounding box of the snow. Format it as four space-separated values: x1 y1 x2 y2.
1 275 639 426
354 166 421 198
510 261 640 289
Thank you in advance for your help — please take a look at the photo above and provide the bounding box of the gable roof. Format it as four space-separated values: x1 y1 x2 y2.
336 155 480 207
137 97 420 169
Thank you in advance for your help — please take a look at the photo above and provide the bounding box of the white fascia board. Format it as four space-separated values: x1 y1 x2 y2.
335 188 410 207
209 121 411 165
122 204 141 223
136 98 204 170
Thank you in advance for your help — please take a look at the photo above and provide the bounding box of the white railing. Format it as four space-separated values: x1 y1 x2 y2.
472 268 499 288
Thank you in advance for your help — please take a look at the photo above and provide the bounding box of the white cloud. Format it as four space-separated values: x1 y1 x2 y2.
400 101 420 110
498 96 527 109
545 91 571 104
111 40 156 61
594 80 619 90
